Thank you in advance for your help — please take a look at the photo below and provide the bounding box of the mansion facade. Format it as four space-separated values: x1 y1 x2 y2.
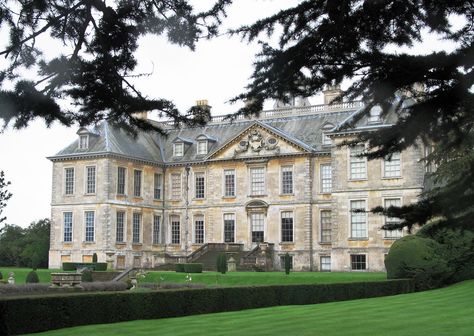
48 89 425 271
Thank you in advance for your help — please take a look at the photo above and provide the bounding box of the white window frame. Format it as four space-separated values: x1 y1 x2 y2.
79 134 89 149
280 210 294 243
349 145 367 180
250 212 265 243
280 165 294 195
223 213 236 243
116 210 126 243
170 215 180 244
321 123 334 146
64 167 75 195
197 140 208 155
383 198 403 239
170 173 182 199
194 172 205 199
249 166 266 196
173 142 184 157
223 169 236 197
350 199 368 239
152 214 161 245
85 166 96 194
320 210 332 243
350 254 368 270
154 173 162 200
117 166 127 195
133 169 142 197
63 211 73 243
320 256 331 271
368 106 382 124
193 214 205 244
320 163 332 193
132 212 141 244
84 210 95 242
383 152 402 178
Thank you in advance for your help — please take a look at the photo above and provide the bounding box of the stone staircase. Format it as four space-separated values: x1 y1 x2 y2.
91 271 121 282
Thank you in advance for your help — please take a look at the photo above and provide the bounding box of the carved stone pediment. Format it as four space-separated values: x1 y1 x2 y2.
234 129 280 157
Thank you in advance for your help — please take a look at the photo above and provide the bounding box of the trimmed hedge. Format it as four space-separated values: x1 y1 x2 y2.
0 279 414 335
63 262 107 271
175 263 203 273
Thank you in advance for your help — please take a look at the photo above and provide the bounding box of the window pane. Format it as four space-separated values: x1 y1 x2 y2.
174 143 183 156
384 152 401 177
320 210 332 243
281 166 293 194
171 174 181 199
117 167 126 195
154 173 162 199
224 213 235 243
86 166 96 194
350 145 366 179
384 198 403 238
351 254 367 270
224 170 235 197
321 164 332 193
197 141 207 155
116 211 125 243
133 170 142 197
281 211 293 242
85 211 94 242
250 167 265 195
194 216 204 244
63 212 73 242
350 200 367 238
251 213 265 243
153 215 161 244
320 256 331 271
132 213 141 243
171 216 180 244
65 168 74 195
195 173 205 199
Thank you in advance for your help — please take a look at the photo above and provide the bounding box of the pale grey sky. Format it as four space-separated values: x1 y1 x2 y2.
0 1 463 227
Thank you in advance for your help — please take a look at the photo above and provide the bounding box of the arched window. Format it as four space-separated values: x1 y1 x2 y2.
322 123 334 146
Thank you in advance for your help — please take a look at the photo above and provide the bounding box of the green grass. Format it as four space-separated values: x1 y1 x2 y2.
142 271 386 286
0 268 61 284
35 280 474 336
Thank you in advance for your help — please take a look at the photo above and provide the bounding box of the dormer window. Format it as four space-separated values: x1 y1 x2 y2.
368 106 382 124
79 135 89 149
197 140 208 155
173 142 184 157
322 123 334 146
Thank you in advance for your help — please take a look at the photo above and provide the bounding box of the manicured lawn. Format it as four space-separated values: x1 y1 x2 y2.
0 268 61 284
35 280 474 336
142 271 386 286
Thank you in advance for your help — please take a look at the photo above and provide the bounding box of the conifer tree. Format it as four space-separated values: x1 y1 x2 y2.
232 0 473 230
0 171 12 228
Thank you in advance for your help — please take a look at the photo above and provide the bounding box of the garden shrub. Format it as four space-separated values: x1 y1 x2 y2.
0 279 414 335
175 264 185 273
183 263 203 273
25 271 39 284
92 253 98 263
385 235 450 290
284 253 291 275
81 270 93 283
63 262 107 271
31 252 40 271
216 253 227 274
0 271 3 280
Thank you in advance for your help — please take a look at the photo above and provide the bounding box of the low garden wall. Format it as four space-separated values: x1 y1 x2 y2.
0 279 414 335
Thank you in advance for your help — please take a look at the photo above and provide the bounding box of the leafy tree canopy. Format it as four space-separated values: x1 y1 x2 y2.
0 0 230 134
232 0 473 230
0 170 12 227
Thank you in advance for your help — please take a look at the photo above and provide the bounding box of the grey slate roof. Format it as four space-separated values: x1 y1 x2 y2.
50 105 370 164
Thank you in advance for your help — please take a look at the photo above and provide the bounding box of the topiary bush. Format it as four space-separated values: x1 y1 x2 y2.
81 270 93 283
92 253 98 263
25 271 39 284
385 235 450 290
175 264 185 273
31 252 41 271
216 253 227 274
0 271 3 280
183 263 203 273
284 253 291 275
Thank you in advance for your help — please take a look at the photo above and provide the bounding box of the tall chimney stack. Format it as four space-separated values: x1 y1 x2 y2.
322 84 343 105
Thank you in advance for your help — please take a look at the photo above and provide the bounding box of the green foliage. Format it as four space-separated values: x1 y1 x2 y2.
0 279 414 335
0 271 3 280
92 253 98 263
216 253 227 274
25 271 39 284
81 270 93 283
0 219 50 268
0 171 12 227
284 253 291 275
0 1 230 132
31 252 40 271
183 264 203 273
175 264 186 273
62 262 107 271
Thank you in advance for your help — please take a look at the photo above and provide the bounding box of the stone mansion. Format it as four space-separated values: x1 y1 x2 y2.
48 88 425 271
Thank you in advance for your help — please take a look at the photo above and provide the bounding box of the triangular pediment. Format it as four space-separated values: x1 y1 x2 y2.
208 122 312 160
